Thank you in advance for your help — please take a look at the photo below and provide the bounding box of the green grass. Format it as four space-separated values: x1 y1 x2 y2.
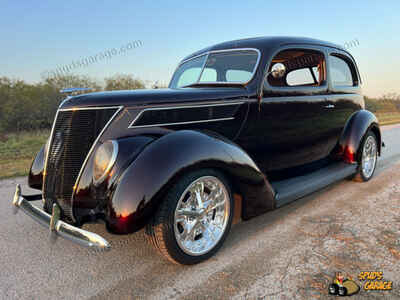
0 130 49 179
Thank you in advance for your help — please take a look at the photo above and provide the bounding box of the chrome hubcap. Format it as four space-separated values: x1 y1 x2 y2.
174 176 230 256
362 136 377 179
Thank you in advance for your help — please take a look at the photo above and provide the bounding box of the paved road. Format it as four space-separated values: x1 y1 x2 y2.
1 125 400 299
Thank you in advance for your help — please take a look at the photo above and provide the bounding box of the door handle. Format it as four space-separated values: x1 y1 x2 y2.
324 104 335 109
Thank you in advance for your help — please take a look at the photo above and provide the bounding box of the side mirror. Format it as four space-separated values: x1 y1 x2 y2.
270 63 286 79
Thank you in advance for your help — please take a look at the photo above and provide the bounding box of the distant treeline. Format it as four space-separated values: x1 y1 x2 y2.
365 93 400 113
0 74 153 133
0 74 399 134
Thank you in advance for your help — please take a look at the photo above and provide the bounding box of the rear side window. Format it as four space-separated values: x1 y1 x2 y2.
267 49 326 87
329 55 354 86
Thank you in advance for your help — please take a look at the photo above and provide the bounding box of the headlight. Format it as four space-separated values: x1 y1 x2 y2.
93 140 118 185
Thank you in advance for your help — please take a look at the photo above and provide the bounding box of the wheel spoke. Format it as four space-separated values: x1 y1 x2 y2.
176 208 201 219
180 220 198 242
209 199 226 211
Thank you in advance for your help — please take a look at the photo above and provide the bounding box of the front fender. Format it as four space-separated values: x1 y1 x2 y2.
336 110 381 163
106 130 275 234
72 135 155 222
28 145 45 190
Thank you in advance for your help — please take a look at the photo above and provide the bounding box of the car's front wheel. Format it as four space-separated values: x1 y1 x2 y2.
145 169 234 265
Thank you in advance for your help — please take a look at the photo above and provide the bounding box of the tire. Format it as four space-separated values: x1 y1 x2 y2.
338 286 348 296
145 169 234 265
328 283 339 295
353 130 378 182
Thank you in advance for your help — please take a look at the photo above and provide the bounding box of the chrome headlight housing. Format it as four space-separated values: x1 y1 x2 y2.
93 140 118 185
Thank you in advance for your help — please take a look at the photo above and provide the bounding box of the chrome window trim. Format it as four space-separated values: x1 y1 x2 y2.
128 101 245 129
196 53 210 83
170 48 261 87
58 106 123 112
43 105 124 221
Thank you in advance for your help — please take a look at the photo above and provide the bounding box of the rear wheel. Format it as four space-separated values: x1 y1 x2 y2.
338 286 348 296
145 169 234 265
353 130 378 182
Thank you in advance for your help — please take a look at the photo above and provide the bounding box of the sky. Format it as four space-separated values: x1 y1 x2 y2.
0 0 399 97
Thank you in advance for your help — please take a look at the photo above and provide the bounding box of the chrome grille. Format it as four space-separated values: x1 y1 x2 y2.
43 107 119 222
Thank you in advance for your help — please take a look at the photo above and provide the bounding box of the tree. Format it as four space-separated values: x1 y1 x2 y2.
104 74 145 91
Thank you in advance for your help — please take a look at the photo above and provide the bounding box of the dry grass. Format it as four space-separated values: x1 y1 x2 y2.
375 111 400 125
0 130 49 179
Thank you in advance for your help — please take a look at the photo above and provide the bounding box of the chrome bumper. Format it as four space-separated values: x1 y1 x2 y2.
12 184 110 251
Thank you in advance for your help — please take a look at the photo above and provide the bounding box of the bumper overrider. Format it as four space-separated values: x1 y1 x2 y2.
12 184 111 250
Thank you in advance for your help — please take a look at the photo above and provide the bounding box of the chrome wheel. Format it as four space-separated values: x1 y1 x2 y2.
174 176 230 256
361 135 377 179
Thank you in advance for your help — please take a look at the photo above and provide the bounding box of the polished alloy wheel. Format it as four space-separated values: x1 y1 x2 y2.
174 176 230 256
361 135 377 179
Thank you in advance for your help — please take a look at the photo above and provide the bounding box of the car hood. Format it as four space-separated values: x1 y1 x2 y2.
60 87 249 110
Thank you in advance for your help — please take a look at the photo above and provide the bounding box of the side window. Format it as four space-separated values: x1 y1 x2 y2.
177 68 201 87
286 68 315 86
199 68 217 82
267 49 326 88
226 70 252 82
329 55 354 86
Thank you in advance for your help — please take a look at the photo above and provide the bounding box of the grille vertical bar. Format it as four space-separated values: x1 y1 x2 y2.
43 107 119 222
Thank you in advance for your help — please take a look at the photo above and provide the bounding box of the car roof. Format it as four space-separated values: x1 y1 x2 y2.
182 36 346 62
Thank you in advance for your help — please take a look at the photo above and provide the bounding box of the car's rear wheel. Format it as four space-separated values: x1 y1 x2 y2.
145 169 234 265
353 130 378 182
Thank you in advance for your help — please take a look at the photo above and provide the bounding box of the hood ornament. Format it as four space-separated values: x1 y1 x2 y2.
60 87 93 96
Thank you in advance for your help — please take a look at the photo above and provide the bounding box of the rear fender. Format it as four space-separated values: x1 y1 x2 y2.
106 130 275 234
335 110 381 163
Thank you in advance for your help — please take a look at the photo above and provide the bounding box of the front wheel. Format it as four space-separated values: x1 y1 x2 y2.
145 169 234 265
353 130 378 182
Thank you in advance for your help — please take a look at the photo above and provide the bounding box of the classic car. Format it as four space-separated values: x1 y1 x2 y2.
12 36 382 265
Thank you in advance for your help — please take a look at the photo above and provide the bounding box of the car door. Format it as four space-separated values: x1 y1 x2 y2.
324 50 364 150
237 45 332 173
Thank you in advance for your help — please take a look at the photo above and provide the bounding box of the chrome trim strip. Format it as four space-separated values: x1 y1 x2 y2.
12 185 110 250
128 101 244 129
71 106 123 216
170 48 262 87
130 117 235 129
196 53 210 83
42 109 60 203
59 106 122 112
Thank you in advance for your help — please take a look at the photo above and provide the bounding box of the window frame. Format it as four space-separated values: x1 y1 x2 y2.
286 67 318 86
327 50 361 95
262 45 329 96
169 48 262 88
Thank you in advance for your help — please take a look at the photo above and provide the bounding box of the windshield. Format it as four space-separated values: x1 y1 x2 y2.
169 49 260 88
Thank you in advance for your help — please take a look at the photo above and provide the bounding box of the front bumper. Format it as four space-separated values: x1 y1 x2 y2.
12 184 110 251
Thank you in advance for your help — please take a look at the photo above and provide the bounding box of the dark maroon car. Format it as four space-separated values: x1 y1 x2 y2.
12 36 382 265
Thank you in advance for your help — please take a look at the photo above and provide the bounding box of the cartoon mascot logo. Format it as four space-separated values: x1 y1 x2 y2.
328 272 360 297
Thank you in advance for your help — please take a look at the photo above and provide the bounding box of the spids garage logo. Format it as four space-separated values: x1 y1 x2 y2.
358 271 392 291
328 271 393 297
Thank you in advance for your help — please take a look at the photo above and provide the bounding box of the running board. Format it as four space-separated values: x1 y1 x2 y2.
271 162 357 208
